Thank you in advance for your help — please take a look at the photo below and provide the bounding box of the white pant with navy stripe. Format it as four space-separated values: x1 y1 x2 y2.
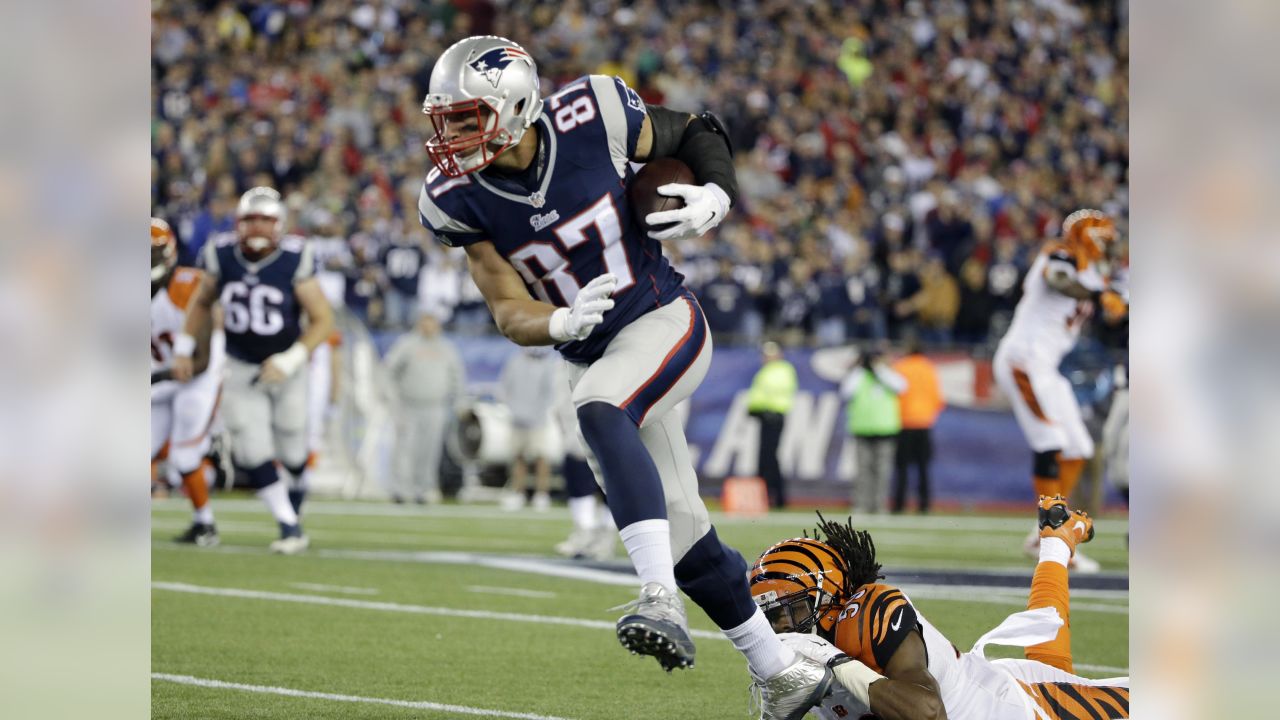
565 294 712 563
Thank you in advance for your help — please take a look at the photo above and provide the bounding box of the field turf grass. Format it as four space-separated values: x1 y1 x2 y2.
152 497 1128 719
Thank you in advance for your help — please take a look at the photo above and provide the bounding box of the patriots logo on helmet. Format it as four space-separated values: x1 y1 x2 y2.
468 46 530 89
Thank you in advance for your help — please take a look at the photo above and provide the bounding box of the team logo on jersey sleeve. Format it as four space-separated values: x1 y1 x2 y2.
469 47 531 88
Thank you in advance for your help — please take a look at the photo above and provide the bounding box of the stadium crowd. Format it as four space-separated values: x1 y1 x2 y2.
151 0 1128 349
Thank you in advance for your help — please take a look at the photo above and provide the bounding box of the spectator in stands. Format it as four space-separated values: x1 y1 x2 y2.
954 257 995 345
899 254 961 346
379 234 426 329
383 311 465 505
746 341 797 510
884 248 922 341
497 347 561 512
700 256 750 340
842 247 887 341
151 0 1127 352
840 344 905 514
891 340 945 514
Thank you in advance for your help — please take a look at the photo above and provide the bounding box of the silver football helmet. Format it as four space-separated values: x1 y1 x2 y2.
236 186 285 258
422 36 544 177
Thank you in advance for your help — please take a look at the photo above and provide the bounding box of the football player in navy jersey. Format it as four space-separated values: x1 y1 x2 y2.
417 36 830 718
173 187 335 555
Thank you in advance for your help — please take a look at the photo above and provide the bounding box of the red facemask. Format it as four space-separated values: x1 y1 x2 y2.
424 98 512 178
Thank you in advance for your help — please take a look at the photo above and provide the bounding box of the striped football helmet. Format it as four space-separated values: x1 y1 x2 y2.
748 537 848 635
151 217 177 285
1062 209 1116 265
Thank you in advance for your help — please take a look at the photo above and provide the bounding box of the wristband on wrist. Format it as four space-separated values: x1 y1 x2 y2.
832 659 886 706
173 333 196 358
548 307 572 343
270 342 308 377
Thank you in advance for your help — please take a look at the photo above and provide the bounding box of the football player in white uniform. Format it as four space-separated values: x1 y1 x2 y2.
993 209 1126 571
151 218 223 546
750 503 1129 720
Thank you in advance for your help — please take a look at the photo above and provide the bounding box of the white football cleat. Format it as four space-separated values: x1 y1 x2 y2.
1022 526 1041 559
500 491 526 512
269 535 310 555
614 582 696 671
532 491 551 512
1069 549 1101 573
555 528 593 557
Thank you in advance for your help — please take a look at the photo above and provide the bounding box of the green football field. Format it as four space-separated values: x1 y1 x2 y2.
151 497 1129 719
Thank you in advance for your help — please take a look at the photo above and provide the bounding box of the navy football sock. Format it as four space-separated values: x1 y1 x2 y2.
562 456 597 499
576 401 666 528
284 463 308 515
675 527 757 630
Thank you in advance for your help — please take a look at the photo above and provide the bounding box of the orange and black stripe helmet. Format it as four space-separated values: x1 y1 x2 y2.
1062 209 1116 265
151 217 177 283
748 537 848 635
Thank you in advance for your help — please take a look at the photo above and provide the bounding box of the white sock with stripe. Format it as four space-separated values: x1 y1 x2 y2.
618 519 676 593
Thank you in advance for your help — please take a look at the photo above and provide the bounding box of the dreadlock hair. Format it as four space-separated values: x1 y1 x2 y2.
806 511 883 595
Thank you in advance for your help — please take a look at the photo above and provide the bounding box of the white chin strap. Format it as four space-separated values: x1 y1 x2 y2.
151 264 168 282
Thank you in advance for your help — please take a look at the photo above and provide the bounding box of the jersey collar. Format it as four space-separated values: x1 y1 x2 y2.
474 115 557 208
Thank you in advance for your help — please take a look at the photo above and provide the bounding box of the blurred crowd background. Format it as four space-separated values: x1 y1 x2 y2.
151 0 1128 358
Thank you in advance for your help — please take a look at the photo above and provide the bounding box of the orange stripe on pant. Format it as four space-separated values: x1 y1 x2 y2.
1020 681 1130 719
1012 367 1050 422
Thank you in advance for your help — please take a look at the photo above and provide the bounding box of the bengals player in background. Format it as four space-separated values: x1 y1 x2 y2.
151 218 222 546
993 209 1128 572
749 504 1129 719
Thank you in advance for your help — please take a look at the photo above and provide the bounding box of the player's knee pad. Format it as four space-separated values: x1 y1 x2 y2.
244 461 281 490
167 444 206 476
674 528 756 630
1033 450 1060 479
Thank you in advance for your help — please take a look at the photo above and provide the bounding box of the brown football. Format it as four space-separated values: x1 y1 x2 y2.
627 157 696 234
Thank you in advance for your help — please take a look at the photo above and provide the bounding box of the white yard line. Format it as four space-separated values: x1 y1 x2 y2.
152 498 1128 534
157 542 1128 600
290 583 379 596
152 673 575 720
152 581 722 640
467 585 557 599
1073 663 1129 676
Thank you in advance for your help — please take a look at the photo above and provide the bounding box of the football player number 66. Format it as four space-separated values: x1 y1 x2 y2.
509 194 636 306
221 282 285 335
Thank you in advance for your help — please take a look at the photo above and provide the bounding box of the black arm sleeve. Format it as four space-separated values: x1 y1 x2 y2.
645 106 739 207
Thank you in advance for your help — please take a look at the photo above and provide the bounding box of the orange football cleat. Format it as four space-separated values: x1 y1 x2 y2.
1037 495 1095 555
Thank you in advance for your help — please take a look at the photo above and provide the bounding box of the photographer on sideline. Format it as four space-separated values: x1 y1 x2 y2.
839 343 906 513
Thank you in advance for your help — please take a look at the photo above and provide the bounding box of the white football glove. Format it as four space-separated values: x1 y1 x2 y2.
645 182 730 241
549 273 617 342
777 632 847 666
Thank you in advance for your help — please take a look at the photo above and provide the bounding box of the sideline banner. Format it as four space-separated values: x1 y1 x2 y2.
371 334 1121 505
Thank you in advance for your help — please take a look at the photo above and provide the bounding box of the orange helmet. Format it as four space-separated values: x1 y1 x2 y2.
151 217 177 283
748 537 848 634
1061 209 1116 265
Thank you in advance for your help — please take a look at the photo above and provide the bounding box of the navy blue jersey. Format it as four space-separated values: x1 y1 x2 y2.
202 234 314 364
418 75 685 364
380 242 425 296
